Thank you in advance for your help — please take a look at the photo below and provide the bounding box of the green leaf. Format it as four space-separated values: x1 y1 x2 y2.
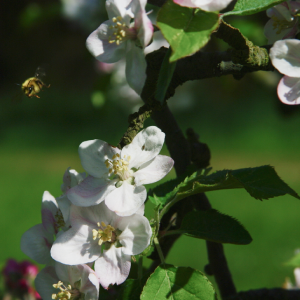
224 0 286 16
155 48 177 104
150 166 300 218
179 209 252 245
157 0 219 62
141 264 217 300
285 252 300 268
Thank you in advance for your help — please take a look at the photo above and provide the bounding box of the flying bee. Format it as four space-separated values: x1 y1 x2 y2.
12 66 50 103
21 66 50 98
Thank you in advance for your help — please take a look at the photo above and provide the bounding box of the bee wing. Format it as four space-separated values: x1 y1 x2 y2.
34 65 47 81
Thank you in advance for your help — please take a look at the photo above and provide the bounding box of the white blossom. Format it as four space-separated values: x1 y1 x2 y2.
51 202 151 288
86 0 153 94
35 262 99 300
67 126 174 216
270 39 300 105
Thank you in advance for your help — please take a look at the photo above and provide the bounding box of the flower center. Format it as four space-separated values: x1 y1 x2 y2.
105 153 133 181
54 209 66 231
92 222 116 245
52 281 81 300
271 15 295 34
108 16 137 45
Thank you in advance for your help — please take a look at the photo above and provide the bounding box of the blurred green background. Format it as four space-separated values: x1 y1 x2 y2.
1 0 300 295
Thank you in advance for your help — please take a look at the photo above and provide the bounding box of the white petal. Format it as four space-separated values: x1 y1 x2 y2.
174 0 232 10
105 181 147 216
79 264 100 298
117 214 151 255
134 6 153 48
61 168 86 193
35 266 58 300
294 268 300 288
94 246 131 289
67 176 116 207
86 21 128 63
122 126 165 169
41 191 59 235
270 39 300 77
56 194 71 227
21 224 53 265
106 0 132 22
277 75 300 105
51 226 101 265
70 202 115 228
134 155 174 185
79 139 120 178
125 45 147 95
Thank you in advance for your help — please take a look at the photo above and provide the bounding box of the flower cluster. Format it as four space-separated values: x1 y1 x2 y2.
21 126 174 299
86 0 154 95
2 259 41 300
270 39 300 105
264 0 300 43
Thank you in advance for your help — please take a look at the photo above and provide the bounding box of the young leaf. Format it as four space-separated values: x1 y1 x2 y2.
150 166 300 218
178 209 252 245
155 48 177 104
224 0 285 16
157 0 219 62
140 264 217 300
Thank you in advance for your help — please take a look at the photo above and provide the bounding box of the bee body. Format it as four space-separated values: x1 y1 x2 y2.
21 77 50 98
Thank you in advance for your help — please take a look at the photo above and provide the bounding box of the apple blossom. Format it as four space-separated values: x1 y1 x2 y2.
51 202 152 289
86 0 153 95
67 126 174 216
173 0 233 11
35 262 99 300
56 167 86 228
21 191 67 265
264 1 300 43
269 39 300 105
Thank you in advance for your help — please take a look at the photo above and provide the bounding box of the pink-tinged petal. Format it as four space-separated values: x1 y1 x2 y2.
277 75 300 105
134 155 174 185
86 22 128 64
79 139 120 178
106 0 133 22
270 39 300 77
122 126 165 169
56 194 71 228
174 0 199 8
67 176 116 207
105 181 147 216
70 203 115 229
264 19 294 44
174 0 232 10
21 224 53 265
41 191 58 234
35 266 58 300
134 6 153 48
94 246 131 288
125 45 147 95
61 168 86 193
117 214 151 255
51 226 101 265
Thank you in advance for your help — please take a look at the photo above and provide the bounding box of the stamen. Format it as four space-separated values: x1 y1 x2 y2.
93 222 116 246
52 281 80 300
